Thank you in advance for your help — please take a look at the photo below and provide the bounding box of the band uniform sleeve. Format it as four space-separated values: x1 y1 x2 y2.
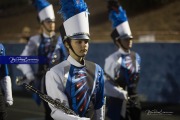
0 45 13 105
104 56 127 99
104 56 118 79
0 76 13 106
104 78 127 100
0 64 9 79
94 66 104 109
135 53 141 73
45 69 87 120
93 66 105 120
17 37 38 75
0 44 9 79
94 108 104 120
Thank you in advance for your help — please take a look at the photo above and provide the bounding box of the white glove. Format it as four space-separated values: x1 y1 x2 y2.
78 118 90 120
68 115 90 120
25 72 35 83
104 80 128 100
0 76 13 106
117 87 128 100
17 65 35 83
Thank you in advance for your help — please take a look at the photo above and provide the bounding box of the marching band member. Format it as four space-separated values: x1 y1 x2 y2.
45 0 105 119
104 1 141 120
17 0 67 119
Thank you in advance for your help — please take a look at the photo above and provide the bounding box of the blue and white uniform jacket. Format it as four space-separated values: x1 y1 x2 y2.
46 56 105 120
17 33 67 79
104 48 141 98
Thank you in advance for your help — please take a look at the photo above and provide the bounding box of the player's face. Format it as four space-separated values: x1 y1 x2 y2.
118 39 133 51
42 20 55 32
70 39 89 58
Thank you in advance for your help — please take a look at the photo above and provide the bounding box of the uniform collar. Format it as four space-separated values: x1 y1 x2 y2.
67 55 85 67
118 47 130 55
43 32 55 38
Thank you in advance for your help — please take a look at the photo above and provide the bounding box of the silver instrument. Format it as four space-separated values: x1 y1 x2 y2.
16 76 77 116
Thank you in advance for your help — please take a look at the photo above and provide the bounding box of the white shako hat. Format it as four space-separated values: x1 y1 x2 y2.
109 5 133 42
34 0 55 22
59 0 90 42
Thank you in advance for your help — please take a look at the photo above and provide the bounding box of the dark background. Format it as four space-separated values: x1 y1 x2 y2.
1 0 180 119
0 0 180 42
3 42 180 120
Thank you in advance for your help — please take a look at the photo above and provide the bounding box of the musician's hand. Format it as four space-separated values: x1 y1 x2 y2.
79 117 90 120
16 76 33 86
68 115 90 120
6 100 13 107
26 72 35 82
119 90 128 100
17 79 31 86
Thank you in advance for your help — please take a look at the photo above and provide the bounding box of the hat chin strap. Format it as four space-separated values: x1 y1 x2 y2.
67 42 84 58
117 40 129 52
42 23 54 33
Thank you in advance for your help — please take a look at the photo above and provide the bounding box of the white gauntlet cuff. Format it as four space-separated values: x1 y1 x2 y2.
1 76 13 105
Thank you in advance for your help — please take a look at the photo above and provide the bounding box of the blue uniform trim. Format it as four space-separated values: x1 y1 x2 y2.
65 63 104 117
0 43 9 79
94 64 105 110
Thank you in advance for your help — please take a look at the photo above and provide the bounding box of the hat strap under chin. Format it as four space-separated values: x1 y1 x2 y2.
67 40 84 58
117 40 128 52
42 22 54 33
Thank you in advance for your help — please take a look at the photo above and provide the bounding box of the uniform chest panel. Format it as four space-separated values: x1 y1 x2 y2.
121 55 136 74
65 61 96 116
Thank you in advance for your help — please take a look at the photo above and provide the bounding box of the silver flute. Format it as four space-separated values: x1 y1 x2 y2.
16 77 77 116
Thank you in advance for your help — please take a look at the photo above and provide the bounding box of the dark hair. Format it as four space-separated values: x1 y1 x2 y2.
63 37 71 53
